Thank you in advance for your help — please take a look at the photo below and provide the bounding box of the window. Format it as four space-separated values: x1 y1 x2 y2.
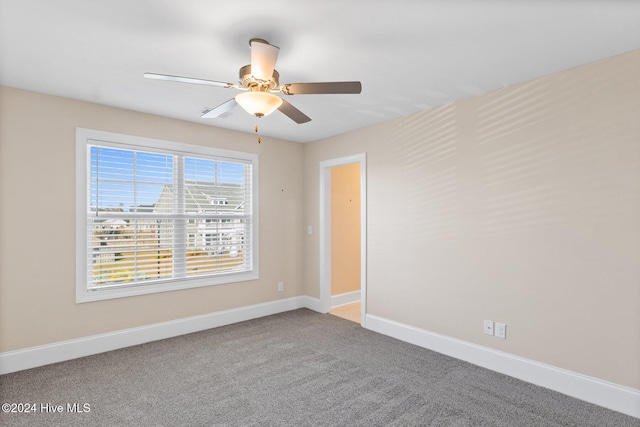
76 128 259 302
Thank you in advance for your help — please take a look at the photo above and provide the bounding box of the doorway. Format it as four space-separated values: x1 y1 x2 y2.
319 154 367 326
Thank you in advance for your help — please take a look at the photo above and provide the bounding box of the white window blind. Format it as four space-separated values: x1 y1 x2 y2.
76 129 258 302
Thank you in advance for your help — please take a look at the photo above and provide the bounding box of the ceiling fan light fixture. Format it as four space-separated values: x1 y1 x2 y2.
235 91 283 118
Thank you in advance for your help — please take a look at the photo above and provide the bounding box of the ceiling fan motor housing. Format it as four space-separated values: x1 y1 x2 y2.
239 65 280 91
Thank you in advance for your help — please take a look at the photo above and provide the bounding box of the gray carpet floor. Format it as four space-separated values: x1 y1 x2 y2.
1 309 638 426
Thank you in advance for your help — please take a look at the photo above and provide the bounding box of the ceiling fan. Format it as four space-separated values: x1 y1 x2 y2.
144 38 362 124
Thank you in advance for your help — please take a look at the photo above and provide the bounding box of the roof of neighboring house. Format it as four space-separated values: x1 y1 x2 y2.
154 181 246 214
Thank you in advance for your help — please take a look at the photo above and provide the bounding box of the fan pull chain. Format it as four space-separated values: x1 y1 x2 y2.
255 124 261 144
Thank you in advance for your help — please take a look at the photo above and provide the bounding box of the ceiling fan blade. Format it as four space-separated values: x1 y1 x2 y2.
144 73 237 88
281 81 362 95
201 98 238 118
278 99 311 124
250 39 279 81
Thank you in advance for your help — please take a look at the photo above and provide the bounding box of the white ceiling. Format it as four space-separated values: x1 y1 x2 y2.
1 1 639 143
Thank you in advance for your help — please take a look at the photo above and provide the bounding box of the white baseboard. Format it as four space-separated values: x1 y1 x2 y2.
0 296 322 375
365 314 640 419
331 290 361 308
300 295 324 312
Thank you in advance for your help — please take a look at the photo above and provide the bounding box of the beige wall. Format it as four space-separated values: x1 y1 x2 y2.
330 164 361 296
303 50 640 389
0 86 304 351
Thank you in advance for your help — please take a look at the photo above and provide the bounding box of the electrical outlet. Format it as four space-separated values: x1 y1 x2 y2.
484 320 494 336
277 281 284 292
495 322 506 339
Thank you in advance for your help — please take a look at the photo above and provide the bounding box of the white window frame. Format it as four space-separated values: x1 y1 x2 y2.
76 128 259 303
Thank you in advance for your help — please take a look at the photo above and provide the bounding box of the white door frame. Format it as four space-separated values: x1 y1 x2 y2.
319 153 367 326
